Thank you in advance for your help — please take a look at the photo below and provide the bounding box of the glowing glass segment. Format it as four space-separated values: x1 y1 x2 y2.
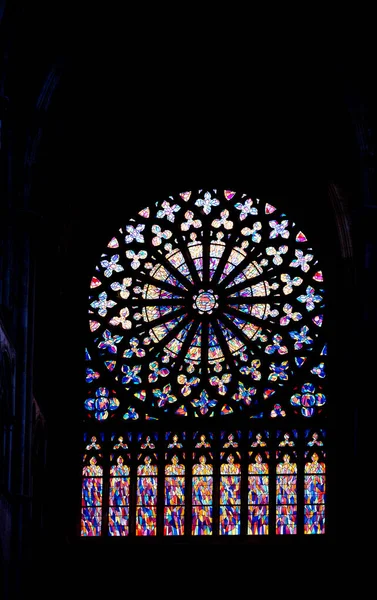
276 450 297 535
248 452 269 535
164 456 185 535
192 433 214 536
136 455 158 536
81 436 103 537
192 457 213 535
304 436 326 534
194 290 217 313
108 454 130 536
219 453 241 535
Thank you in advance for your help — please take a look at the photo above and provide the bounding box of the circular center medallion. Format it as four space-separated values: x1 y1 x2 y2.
194 290 217 313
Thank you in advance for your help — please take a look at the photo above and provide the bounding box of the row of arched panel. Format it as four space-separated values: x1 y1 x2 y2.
81 429 326 536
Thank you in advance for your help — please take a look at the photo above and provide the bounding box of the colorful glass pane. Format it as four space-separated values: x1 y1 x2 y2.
304 447 326 534
192 456 213 536
136 456 158 536
276 451 297 535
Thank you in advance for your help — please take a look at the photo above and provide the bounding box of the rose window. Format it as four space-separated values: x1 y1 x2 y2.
86 189 327 421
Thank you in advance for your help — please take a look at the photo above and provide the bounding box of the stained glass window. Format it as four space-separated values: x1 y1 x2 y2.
80 188 330 539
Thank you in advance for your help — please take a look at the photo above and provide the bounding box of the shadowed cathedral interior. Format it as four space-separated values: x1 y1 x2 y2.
0 3 372 596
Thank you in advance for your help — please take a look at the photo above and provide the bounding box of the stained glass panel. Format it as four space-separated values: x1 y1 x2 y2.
304 429 326 534
276 448 297 535
81 434 104 536
192 431 213 535
164 432 186 535
109 434 131 536
248 431 269 535
136 434 158 536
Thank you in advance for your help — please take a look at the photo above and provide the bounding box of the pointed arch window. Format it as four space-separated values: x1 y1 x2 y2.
80 188 329 540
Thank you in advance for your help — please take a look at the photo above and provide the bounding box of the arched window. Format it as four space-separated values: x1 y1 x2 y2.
80 188 329 540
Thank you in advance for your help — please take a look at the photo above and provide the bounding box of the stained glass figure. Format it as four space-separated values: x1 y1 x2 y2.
248 431 269 535
192 431 214 535
164 432 186 535
276 450 297 535
81 434 104 536
304 432 326 534
136 433 158 536
108 433 132 536
219 453 241 535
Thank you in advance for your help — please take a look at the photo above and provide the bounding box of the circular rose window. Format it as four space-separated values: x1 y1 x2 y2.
86 189 327 420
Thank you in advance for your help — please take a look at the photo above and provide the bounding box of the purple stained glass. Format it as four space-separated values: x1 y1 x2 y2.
219 506 241 535
81 507 102 537
137 477 158 506
81 478 102 506
276 476 297 504
109 478 130 506
276 505 297 535
164 506 185 536
136 507 157 536
192 506 212 536
304 475 326 504
108 507 129 536
192 476 213 506
248 506 269 535
248 476 269 504
304 505 325 534
164 477 185 505
220 476 241 505
192 454 213 536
